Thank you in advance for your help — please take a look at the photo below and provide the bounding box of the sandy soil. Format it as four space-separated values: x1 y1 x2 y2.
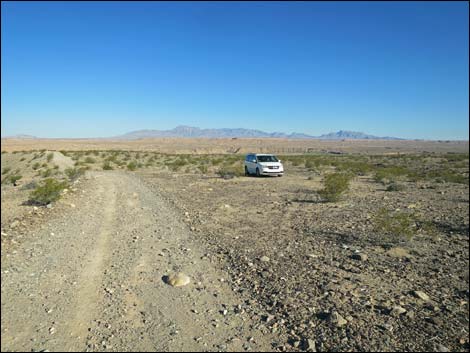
1 146 468 352
2 137 469 154
1 171 277 352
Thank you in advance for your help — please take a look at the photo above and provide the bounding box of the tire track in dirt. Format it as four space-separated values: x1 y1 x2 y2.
1 171 277 352
65 180 117 351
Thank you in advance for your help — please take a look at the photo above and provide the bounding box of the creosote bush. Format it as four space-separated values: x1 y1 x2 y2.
127 161 138 171
373 208 415 244
29 178 68 205
318 172 353 202
102 161 113 170
65 167 86 181
9 175 22 185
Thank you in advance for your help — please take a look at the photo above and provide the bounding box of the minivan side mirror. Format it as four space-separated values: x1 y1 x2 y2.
252 159 257 163
278 159 282 163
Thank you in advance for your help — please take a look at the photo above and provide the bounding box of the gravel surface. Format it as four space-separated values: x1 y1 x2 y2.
1 171 277 352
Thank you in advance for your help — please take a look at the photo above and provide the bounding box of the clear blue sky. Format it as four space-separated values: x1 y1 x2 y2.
1 1 469 140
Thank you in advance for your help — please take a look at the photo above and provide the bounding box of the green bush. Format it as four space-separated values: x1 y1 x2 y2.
217 165 243 178
84 156 96 164
46 152 54 162
32 162 41 170
65 167 86 181
373 208 415 244
127 161 138 171
102 161 113 170
198 164 208 174
318 172 353 202
41 169 53 178
374 166 409 185
9 175 22 185
29 178 68 205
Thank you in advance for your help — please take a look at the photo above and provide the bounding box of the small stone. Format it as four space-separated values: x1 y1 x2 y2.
10 220 20 229
390 305 407 316
327 311 347 327
305 339 316 351
167 273 190 287
260 256 270 262
413 290 430 301
435 344 450 352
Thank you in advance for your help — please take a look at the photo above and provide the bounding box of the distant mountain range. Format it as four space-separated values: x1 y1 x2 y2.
3 126 403 140
115 126 403 140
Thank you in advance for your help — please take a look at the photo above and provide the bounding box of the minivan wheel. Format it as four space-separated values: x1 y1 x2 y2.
245 166 249 176
256 168 260 177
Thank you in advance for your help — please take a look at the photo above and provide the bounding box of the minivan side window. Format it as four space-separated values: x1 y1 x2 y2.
245 154 252 161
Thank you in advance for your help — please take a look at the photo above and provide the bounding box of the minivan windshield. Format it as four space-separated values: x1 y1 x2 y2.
257 155 278 162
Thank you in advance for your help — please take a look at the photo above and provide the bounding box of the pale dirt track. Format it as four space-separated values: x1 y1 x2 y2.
1 172 275 352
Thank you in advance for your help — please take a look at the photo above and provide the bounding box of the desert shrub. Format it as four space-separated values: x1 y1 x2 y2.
217 165 243 179
41 168 53 178
102 161 113 170
21 180 38 190
386 182 406 192
84 156 96 164
1 151 7 154
127 161 138 171
2 167 11 175
210 157 224 166
20 157 26 161
42 163 48 167
29 178 68 205
9 175 22 185
32 162 40 170
374 166 409 185
198 164 208 174
373 208 415 244
65 167 86 181
166 158 189 172
427 169 468 184
46 153 54 162
318 172 353 202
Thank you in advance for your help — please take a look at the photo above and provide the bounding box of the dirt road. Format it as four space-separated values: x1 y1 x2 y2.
1 172 275 352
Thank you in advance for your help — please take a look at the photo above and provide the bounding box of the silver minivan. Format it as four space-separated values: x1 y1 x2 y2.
244 153 284 177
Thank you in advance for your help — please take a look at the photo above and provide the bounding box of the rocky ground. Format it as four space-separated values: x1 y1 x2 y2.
1 149 469 352
1 171 278 352
138 167 469 352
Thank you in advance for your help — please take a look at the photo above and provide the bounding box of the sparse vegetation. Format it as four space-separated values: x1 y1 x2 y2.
127 161 138 171
373 208 416 245
8 175 22 185
102 161 113 170
2 167 11 175
84 156 96 164
46 152 54 162
65 167 86 181
29 178 68 205
318 172 353 202
216 165 243 178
